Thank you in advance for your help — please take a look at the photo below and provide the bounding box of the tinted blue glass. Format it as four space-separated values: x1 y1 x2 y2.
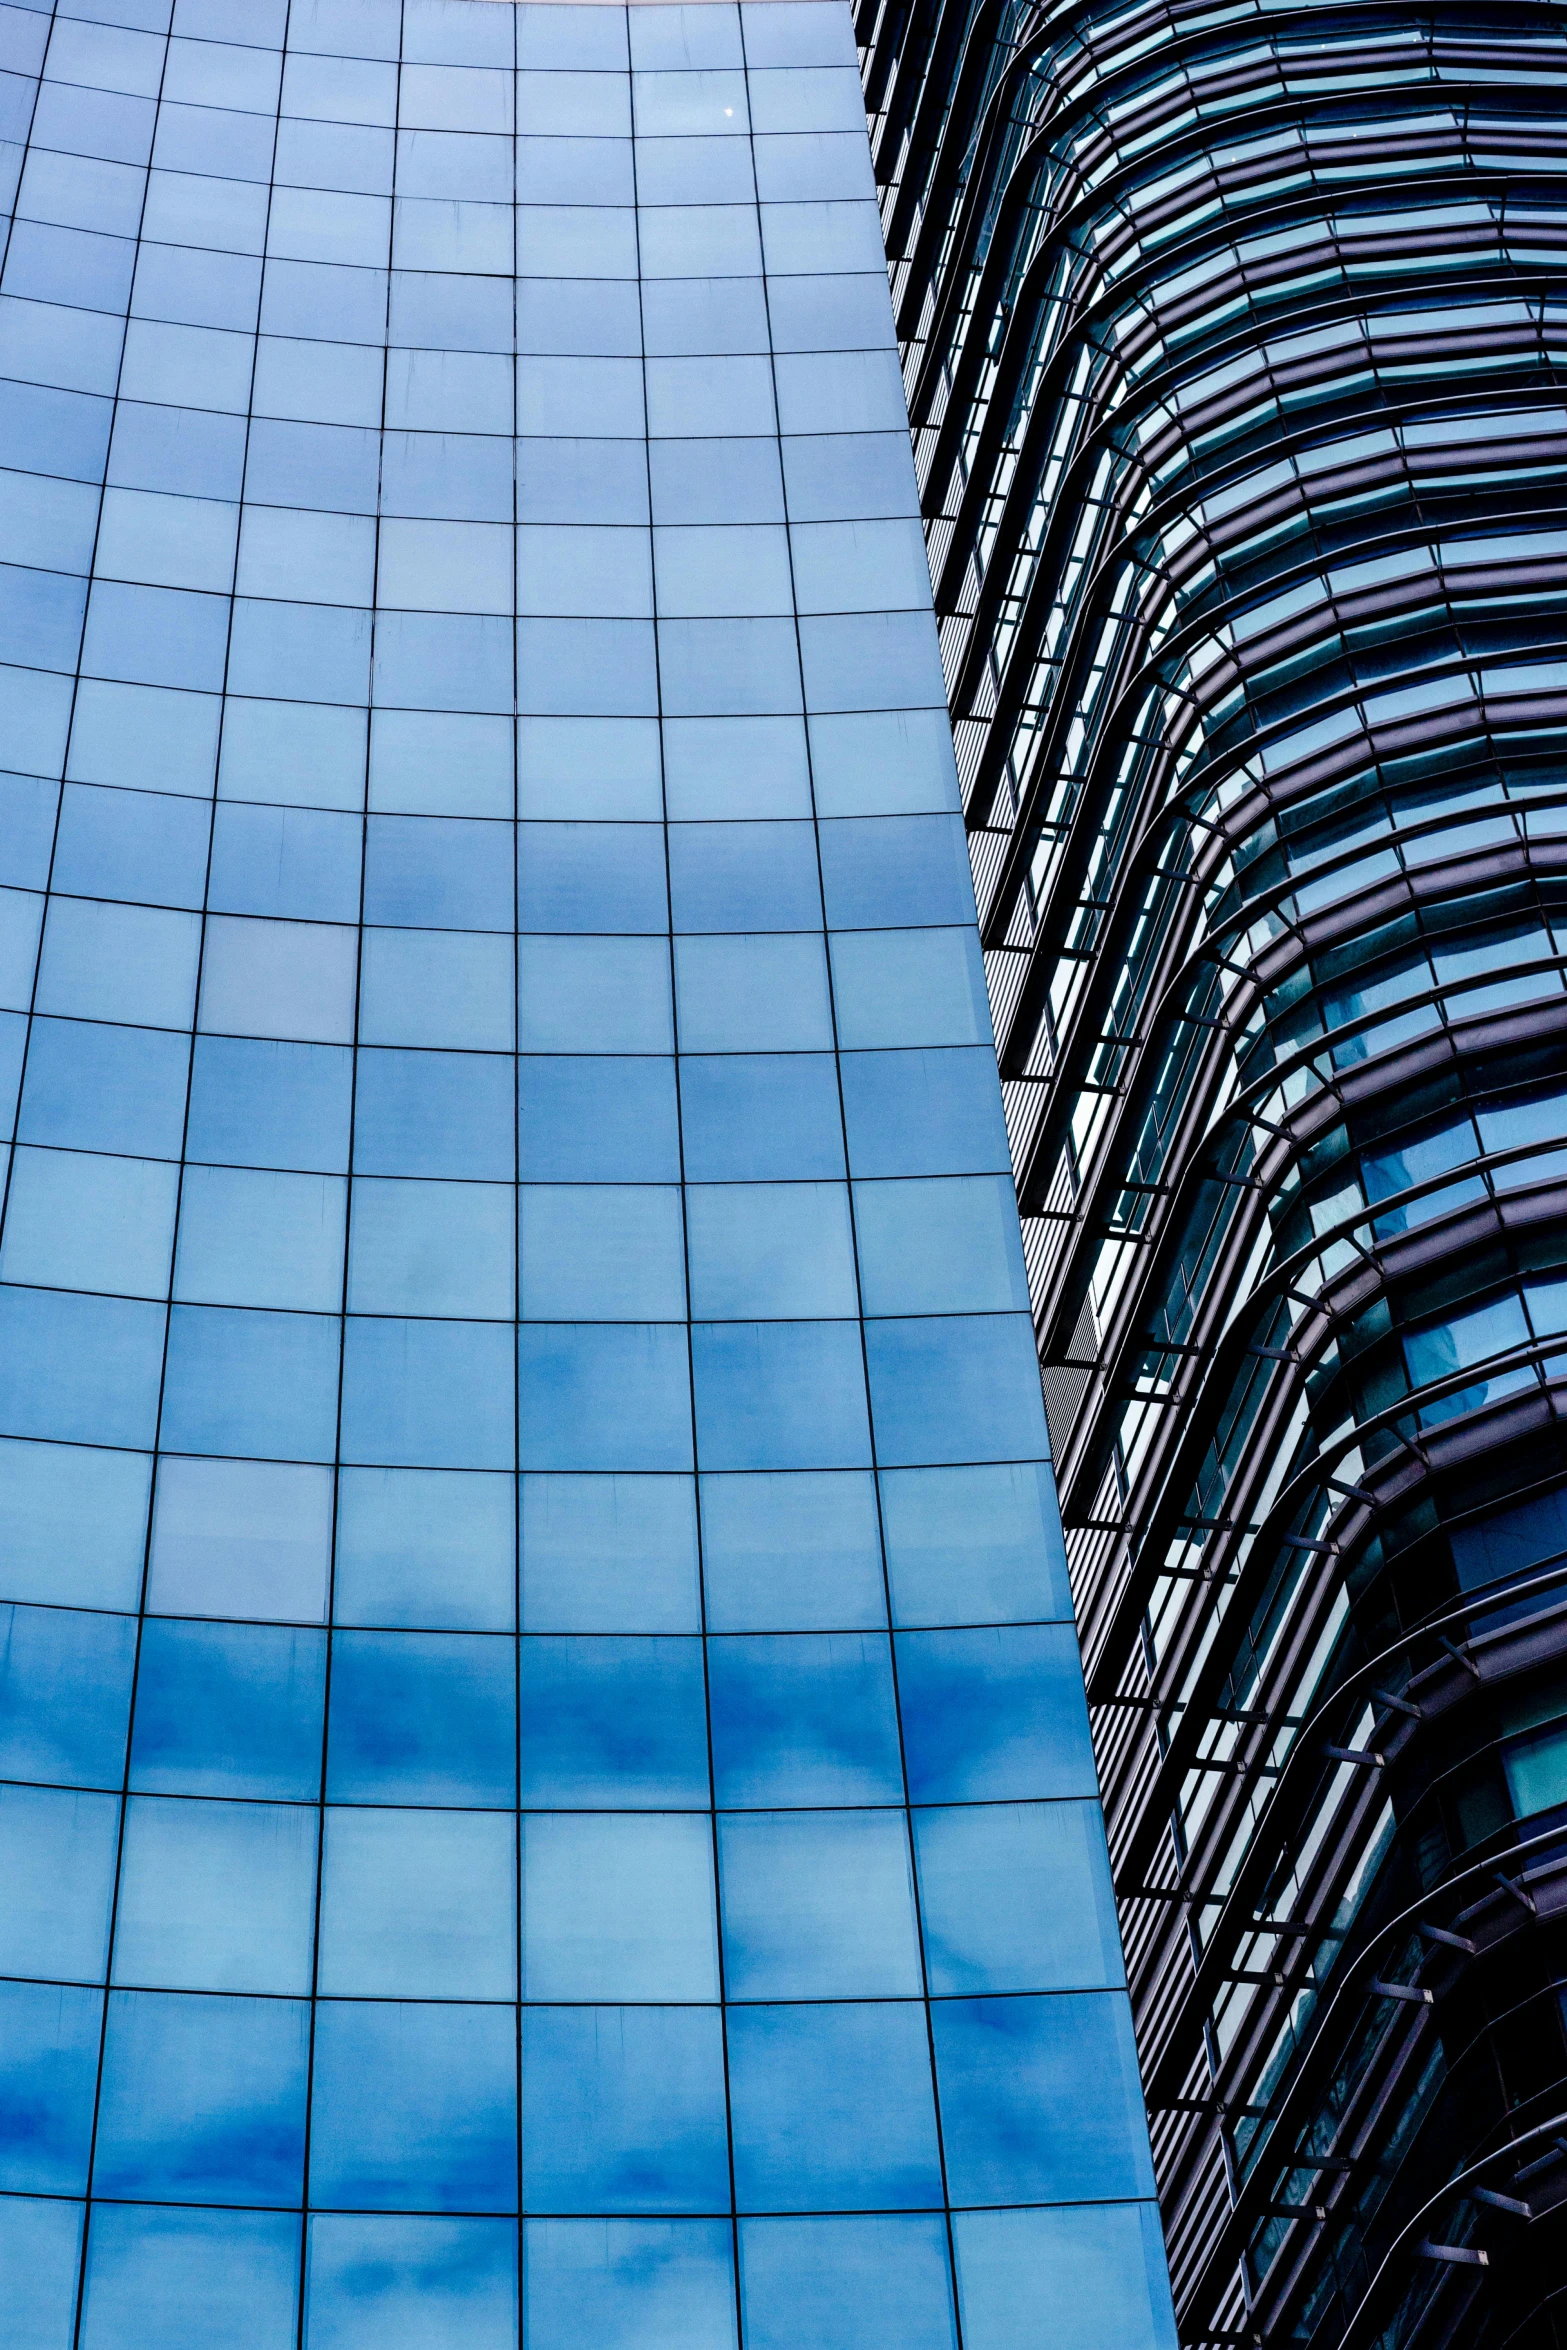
520 1472 699 1632
247 419 377 512
364 816 513 930
779 430 916 517
114 1794 317 1999
129 1620 325 1801
518 823 667 932
519 1185 686 1320
687 1181 856 1319
719 1808 921 1996
0 1783 119 1982
0 562 86 677
881 1462 1072 1626
19 1017 189 1159
699 1468 884 1630
518 1055 681 1182
662 715 810 817
218 699 364 810
727 2002 943 2211
230 601 371 705
518 1324 693 1470
519 1635 708 1807
148 1447 310 1635
326 1631 515 1806
518 616 658 712
519 440 648 522
709 1632 902 1806
319 1807 515 2001
0 10 1157 2331
740 2214 956 2350
340 1318 516 1471
161 1304 340 1462
829 927 990 1050
0 665 71 783
135 249 260 337
10 222 134 313
336 1467 515 1631
187 1036 352 1174
0 381 112 482
895 1626 1097 1801
799 608 944 707
375 709 514 814
0 1436 150 1612
110 406 246 502
520 2007 729 2215
376 613 514 715
353 1049 514 1180
914 1802 1123 1993
2 1143 174 1306
518 933 672 1052
0 1977 101 2194
691 1321 871 1469
855 1177 1029 1315
864 1314 1048 1465
53 784 210 908
2 2194 85 2350
931 1995 1155 2204
391 276 515 355
92 1991 307 2205
520 1812 717 2001
675 930 833 1051
175 1166 346 1318
678 1052 845 1180
0 1010 24 1135
525 2219 735 2350
38 895 199 1031
78 2206 299 2350
308 2004 517 2214
0 774 60 890
0 1604 136 1789
643 285 771 366
668 820 821 929
952 2205 1176 2350
304 2216 518 2350
360 932 512 1058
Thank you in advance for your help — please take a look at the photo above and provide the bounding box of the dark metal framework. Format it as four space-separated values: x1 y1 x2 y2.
860 0 1567 2341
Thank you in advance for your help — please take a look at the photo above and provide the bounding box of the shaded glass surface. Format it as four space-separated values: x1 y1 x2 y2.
0 1 1167 2341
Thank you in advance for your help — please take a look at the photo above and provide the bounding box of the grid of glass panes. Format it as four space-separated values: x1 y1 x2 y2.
0 2 1172 2344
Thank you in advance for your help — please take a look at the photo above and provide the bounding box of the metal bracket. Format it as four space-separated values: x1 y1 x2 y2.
1474 2186 1533 2218
1493 1871 1539 1916
1419 1922 1477 1955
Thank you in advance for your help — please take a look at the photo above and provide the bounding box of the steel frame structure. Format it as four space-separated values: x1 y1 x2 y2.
859 0 1567 2340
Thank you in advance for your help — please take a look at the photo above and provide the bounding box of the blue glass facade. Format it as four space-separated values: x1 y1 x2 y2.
0 1 1172 2342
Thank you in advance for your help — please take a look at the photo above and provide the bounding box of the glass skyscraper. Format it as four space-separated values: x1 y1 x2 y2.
0 2 1172 2344
862 0 1567 2343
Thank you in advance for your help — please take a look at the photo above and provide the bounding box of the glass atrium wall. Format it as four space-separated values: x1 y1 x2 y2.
0 1 1172 2343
